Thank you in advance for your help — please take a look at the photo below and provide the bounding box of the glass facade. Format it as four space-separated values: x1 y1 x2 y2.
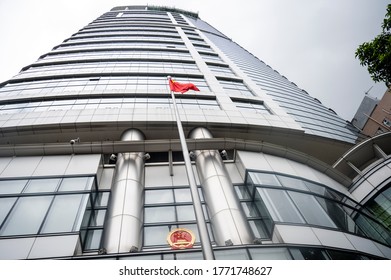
0 175 110 253
236 171 391 247
143 186 213 248
364 183 391 232
0 5 389 260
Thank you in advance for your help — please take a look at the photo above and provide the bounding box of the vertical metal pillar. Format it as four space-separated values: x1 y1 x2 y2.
189 127 253 246
103 129 146 253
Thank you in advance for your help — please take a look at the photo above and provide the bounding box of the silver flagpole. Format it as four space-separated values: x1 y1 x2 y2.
168 77 215 260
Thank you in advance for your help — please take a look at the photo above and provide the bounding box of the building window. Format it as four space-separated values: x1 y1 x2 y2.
143 187 213 248
81 191 110 251
0 177 109 251
218 79 254 97
236 171 391 246
232 98 272 115
0 95 220 115
207 63 236 78
363 182 391 233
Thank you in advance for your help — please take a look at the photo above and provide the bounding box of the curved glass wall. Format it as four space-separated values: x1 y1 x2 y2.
235 171 391 246
0 96 219 115
40 50 193 61
200 30 361 143
362 182 391 234
21 61 200 77
0 77 211 97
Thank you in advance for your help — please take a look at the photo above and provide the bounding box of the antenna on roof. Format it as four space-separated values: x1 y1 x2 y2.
364 85 374 95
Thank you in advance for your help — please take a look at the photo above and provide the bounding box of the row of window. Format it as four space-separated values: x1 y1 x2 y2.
1 169 390 255
0 77 211 95
95 246 380 260
219 79 254 97
23 62 237 82
41 50 193 62
73 30 180 38
143 186 214 248
0 97 221 114
205 32 360 143
79 26 177 35
207 64 236 77
0 176 109 251
57 42 187 51
63 37 184 47
0 96 276 116
238 171 391 246
23 61 200 76
233 100 272 115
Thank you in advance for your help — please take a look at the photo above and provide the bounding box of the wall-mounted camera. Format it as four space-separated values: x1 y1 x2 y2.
70 137 80 145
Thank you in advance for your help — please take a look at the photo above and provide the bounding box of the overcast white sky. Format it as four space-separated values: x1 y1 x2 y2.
0 0 389 120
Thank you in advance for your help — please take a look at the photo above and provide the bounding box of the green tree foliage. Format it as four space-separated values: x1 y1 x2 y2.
355 4 391 86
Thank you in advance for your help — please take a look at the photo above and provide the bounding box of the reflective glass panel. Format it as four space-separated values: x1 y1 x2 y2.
276 176 309 191
175 251 203 260
144 225 174 246
249 247 292 260
234 185 251 199
59 177 93 191
174 188 192 203
288 191 336 228
0 196 53 236
176 205 195 221
214 249 249 260
0 197 17 225
0 180 28 194
84 229 103 250
144 206 175 223
145 189 174 204
289 247 329 260
23 178 61 193
241 202 260 218
120 255 161 260
89 210 106 227
248 220 269 239
256 188 305 223
250 173 281 186
94 192 110 207
41 194 88 233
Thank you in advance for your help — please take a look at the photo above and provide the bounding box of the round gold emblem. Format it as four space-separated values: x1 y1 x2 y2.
167 228 196 249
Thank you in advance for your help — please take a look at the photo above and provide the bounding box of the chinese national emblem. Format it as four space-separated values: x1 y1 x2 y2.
167 228 196 249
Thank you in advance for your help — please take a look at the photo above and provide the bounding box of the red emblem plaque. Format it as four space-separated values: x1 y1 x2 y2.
167 228 196 249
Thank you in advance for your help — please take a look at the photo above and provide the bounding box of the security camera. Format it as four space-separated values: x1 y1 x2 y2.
109 154 117 163
220 150 228 158
70 137 80 145
143 153 151 160
189 151 196 160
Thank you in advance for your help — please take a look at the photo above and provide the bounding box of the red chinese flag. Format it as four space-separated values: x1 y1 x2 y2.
169 78 200 93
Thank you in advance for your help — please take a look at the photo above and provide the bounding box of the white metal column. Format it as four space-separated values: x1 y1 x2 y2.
103 129 146 253
189 127 253 246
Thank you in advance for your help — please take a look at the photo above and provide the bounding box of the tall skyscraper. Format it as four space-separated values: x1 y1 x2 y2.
0 5 390 260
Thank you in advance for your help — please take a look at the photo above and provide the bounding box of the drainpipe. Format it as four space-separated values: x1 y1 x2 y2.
189 127 253 246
